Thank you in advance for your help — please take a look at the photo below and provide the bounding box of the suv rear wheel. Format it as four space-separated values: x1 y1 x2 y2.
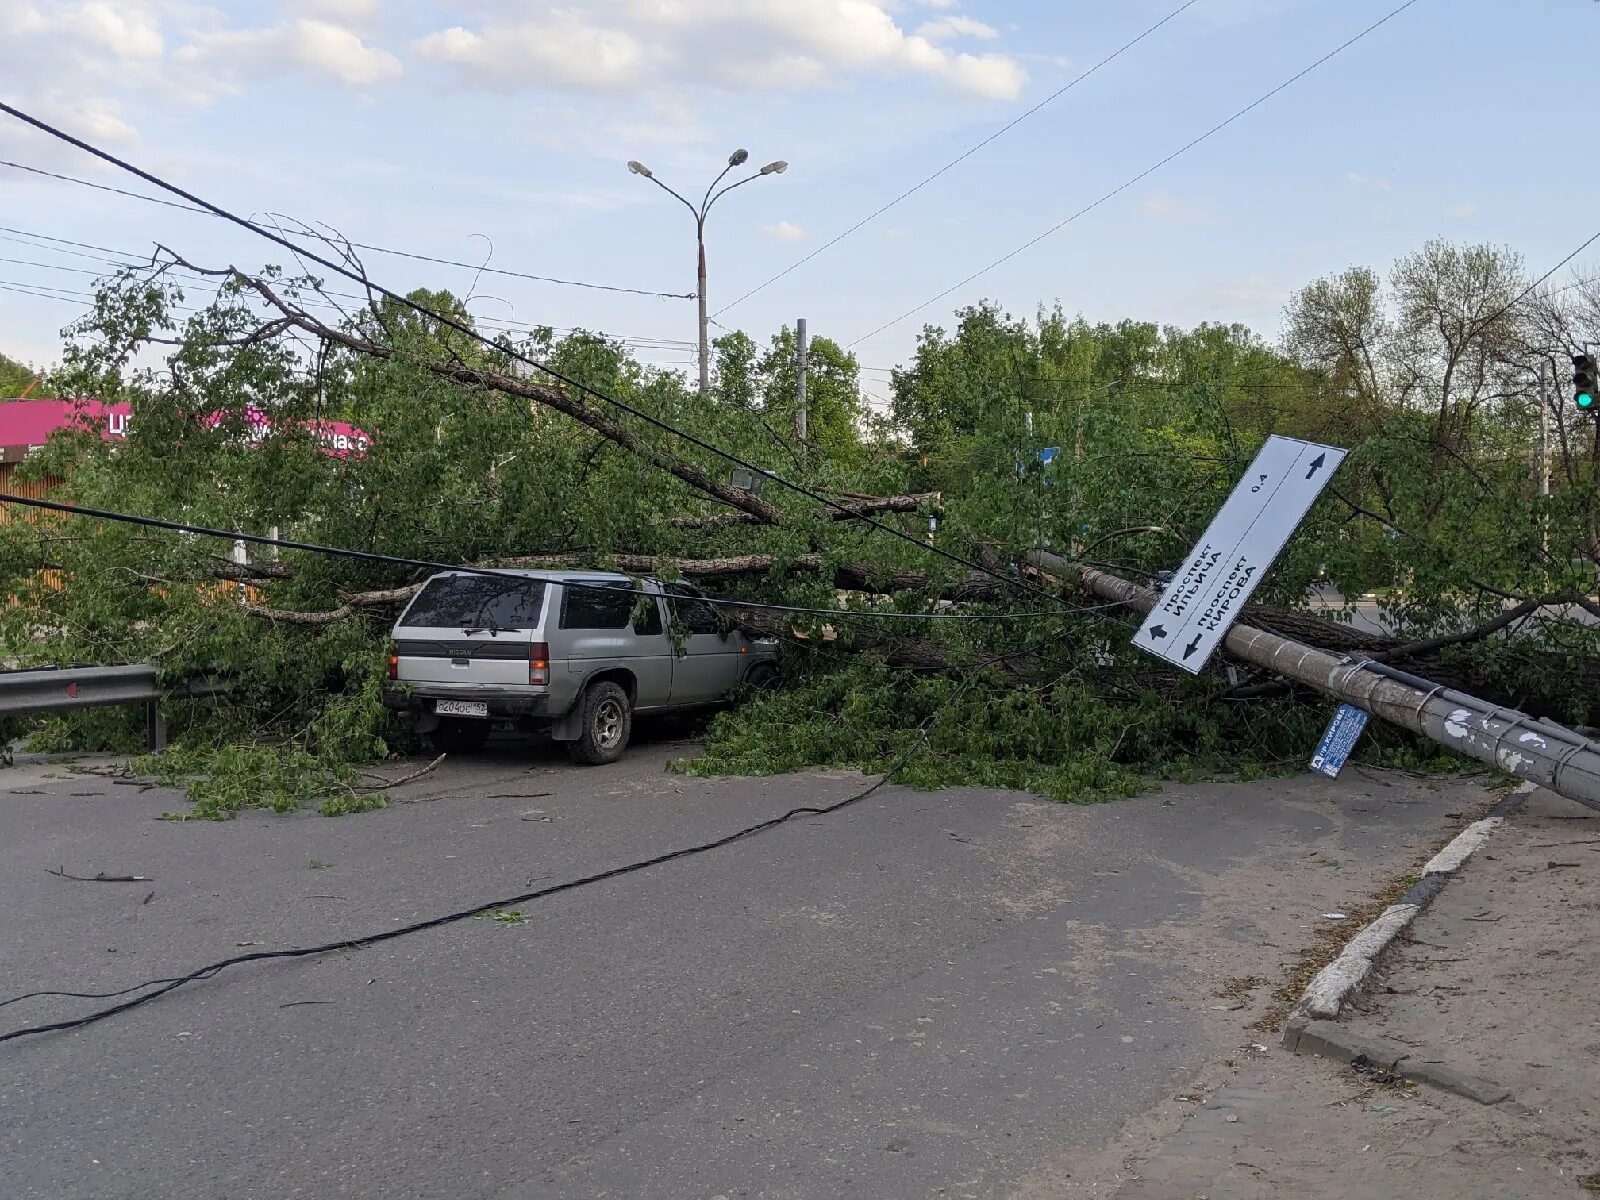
429 717 490 754
568 681 632 765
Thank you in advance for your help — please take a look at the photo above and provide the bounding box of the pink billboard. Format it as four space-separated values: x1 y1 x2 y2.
0 399 369 458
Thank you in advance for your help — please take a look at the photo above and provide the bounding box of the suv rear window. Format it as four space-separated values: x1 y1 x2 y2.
402 575 547 631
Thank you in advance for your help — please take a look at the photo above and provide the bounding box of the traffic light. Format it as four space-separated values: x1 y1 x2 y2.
1575 353 1599 414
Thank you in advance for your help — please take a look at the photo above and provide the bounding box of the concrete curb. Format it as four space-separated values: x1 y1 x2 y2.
1282 1018 1521 1108
1280 780 1538 1108
1288 780 1536 1023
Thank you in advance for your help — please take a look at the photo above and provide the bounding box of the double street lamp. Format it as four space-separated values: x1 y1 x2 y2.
627 148 787 394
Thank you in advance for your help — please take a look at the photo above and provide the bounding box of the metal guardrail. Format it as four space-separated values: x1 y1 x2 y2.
0 664 166 751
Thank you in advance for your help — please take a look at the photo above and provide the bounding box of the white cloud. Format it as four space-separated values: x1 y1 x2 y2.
1345 171 1390 191
761 219 806 241
412 1 1026 101
414 15 646 92
1 1 164 57
0 4 181 158
1140 190 1211 223
60 2 164 58
0 5 49 38
917 15 999 41
177 18 401 86
285 0 382 20
1445 201 1479 220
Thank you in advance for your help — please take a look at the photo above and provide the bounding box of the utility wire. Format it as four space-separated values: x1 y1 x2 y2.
0 250 696 350
713 0 1202 317
347 239 694 300
0 158 693 300
0 224 700 349
0 279 92 300
0 104 1068 613
847 0 1426 348
0 493 1096 623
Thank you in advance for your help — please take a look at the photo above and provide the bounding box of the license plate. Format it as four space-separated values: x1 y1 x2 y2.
436 699 489 718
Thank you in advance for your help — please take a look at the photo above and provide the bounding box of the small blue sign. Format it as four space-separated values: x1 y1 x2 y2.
1016 448 1062 476
1310 703 1370 778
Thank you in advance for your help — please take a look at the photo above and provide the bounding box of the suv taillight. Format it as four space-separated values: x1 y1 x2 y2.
529 641 550 686
387 649 398 680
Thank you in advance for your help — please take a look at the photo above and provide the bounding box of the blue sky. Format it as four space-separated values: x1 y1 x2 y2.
0 0 1595 405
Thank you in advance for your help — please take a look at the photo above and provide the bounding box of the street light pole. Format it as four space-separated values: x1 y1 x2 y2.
628 150 788 395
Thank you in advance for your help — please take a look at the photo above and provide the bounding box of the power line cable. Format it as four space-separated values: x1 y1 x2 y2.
847 0 1426 348
0 158 694 300
0 224 700 349
713 0 1202 317
0 492 1098 622
347 239 694 300
0 103 1068 612
0 278 93 299
1 255 695 350
0 225 125 257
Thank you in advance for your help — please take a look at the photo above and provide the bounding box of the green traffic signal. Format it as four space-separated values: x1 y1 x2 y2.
1575 354 1599 415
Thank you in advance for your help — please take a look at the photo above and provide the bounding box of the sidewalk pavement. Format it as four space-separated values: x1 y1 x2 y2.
1102 786 1600 1199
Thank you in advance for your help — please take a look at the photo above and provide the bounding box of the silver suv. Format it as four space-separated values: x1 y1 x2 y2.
381 570 780 763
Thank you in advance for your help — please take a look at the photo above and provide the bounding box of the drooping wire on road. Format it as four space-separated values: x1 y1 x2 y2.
0 105 1070 616
0 635 1035 1045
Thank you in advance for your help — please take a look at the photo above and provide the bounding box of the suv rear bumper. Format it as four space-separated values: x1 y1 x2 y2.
383 683 557 719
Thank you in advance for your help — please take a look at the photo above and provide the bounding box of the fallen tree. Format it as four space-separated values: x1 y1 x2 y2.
8 246 1597 819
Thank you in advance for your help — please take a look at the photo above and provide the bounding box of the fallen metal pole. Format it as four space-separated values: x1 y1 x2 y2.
1027 550 1600 811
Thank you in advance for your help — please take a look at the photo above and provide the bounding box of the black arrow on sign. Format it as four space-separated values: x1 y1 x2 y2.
1305 452 1326 480
1182 634 1203 661
1149 624 1169 640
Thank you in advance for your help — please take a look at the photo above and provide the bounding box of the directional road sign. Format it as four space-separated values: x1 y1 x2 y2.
1132 435 1346 673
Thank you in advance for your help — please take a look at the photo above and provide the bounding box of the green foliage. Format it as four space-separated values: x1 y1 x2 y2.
134 742 376 820
0 350 40 397
686 656 1465 801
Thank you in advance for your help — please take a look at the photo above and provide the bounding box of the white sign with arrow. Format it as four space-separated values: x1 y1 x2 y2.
1132 435 1346 673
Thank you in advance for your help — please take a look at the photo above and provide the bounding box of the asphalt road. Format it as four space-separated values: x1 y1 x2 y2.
0 738 1492 1199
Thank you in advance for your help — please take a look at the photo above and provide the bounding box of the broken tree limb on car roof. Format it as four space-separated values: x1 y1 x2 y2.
1025 549 1600 811
218 554 1011 626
